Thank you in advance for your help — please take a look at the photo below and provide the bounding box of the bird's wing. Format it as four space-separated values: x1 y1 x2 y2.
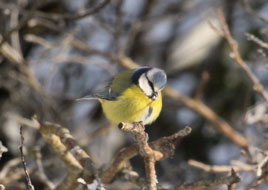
94 86 118 100
95 69 134 100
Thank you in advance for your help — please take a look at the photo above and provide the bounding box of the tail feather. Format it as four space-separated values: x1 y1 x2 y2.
76 95 98 101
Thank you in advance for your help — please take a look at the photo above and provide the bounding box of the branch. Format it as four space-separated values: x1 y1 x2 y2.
35 0 111 21
164 86 248 149
188 159 254 173
40 122 97 188
169 169 240 190
0 184 5 190
119 122 159 190
19 127 35 190
246 33 268 50
33 147 56 190
0 141 7 160
242 0 268 23
101 126 192 184
214 10 268 102
39 123 84 190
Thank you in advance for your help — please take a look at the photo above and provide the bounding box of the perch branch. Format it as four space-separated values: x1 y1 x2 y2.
119 122 159 190
101 127 191 184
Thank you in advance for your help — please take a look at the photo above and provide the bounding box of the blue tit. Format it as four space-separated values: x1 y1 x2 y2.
95 67 167 125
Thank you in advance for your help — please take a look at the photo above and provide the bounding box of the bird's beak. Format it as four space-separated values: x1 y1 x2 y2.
152 92 158 101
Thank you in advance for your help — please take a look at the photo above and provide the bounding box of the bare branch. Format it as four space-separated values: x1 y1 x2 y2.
215 10 268 102
119 122 159 190
39 123 83 190
188 159 254 173
246 33 268 50
19 126 35 190
169 169 240 190
164 86 248 149
33 147 55 190
0 184 5 190
242 0 268 23
0 141 7 160
40 122 97 186
101 127 191 184
36 0 111 21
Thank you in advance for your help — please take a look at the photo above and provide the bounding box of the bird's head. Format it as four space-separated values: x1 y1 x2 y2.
132 67 167 100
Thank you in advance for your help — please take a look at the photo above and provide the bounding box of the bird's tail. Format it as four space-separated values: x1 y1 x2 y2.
76 95 99 101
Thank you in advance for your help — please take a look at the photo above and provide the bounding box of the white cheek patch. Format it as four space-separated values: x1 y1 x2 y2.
138 74 153 97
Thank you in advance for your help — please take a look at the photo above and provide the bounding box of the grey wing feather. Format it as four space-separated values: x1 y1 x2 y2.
94 86 119 101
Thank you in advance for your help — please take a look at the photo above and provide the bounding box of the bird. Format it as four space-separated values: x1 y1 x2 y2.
79 67 167 125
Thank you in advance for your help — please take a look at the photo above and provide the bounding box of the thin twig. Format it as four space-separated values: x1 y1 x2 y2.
257 49 268 66
246 33 268 50
0 1 44 47
188 159 254 173
256 154 268 177
36 0 111 21
242 0 268 23
0 158 20 181
164 86 248 149
10 6 23 57
33 147 55 190
215 10 268 102
19 126 35 190
169 169 240 190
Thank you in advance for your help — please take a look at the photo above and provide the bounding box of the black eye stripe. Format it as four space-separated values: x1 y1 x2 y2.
145 74 154 92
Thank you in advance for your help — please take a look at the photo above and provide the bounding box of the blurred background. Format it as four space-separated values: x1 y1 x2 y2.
1 0 268 189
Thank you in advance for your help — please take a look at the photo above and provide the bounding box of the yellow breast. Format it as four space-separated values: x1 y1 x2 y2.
100 85 162 125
